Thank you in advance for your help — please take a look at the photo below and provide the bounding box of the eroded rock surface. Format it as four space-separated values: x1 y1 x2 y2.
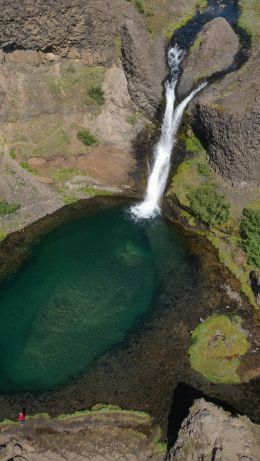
178 17 239 98
121 19 166 117
0 0 116 64
168 399 260 461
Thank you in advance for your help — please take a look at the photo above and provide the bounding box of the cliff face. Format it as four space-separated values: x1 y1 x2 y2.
0 0 115 63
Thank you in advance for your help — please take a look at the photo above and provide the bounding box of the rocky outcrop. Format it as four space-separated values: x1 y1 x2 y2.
189 49 260 185
191 99 260 185
168 399 260 461
178 18 240 98
121 19 166 118
0 408 164 461
0 0 116 64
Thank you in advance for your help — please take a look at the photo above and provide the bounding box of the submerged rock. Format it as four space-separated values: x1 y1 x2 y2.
168 398 260 461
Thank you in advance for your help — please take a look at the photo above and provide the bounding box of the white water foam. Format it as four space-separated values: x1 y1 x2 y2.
130 46 207 220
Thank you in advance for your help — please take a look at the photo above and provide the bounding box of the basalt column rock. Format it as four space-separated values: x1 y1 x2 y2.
167 399 260 461
0 0 116 64
121 19 166 118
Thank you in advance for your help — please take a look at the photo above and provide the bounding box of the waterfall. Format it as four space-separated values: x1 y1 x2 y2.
130 46 207 220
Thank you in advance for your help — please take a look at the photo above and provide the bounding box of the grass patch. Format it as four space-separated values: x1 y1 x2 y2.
163 13 194 39
80 186 114 197
20 162 38 174
183 132 205 154
48 66 105 108
114 36 122 59
188 185 230 227
31 128 70 159
53 168 84 183
154 441 167 455
62 194 78 205
77 128 98 146
238 0 260 42
189 315 250 384
88 86 105 105
0 230 7 241
240 208 260 268
167 131 212 207
9 149 17 160
0 201 20 216
127 111 142 125
197 162 211 177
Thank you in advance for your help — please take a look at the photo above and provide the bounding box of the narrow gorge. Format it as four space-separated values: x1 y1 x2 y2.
0 1 259 460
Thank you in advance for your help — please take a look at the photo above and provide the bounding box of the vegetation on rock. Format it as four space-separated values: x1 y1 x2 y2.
0 200 20 216
88 86 105 106
9 149 17 160
20 161 38 174
240 208 260 269
77 128 98 146
189 315 250 384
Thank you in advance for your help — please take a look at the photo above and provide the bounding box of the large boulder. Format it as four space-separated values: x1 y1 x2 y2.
168 399 260 461
178 17 239 98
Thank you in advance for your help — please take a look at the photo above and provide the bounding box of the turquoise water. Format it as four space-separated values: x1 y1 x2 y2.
0 206 188 393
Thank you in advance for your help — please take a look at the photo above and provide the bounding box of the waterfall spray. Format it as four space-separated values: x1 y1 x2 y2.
130 46 207 220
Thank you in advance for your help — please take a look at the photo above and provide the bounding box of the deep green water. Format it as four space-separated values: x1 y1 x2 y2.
0 205 189 393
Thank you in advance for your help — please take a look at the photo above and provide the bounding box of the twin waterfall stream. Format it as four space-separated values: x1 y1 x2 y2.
130 46 207 220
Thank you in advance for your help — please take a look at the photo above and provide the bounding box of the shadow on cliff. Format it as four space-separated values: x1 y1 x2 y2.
166 382 241 450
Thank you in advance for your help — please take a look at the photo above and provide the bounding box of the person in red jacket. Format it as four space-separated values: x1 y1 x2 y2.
18 410 25 426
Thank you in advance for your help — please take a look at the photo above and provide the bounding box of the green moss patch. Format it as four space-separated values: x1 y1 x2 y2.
189 315 250 384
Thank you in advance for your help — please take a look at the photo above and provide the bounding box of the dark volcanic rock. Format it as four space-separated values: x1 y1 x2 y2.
167 399 260 461
0 0 116 63
178 17 239 98
191 98 260 184
121 19 166 118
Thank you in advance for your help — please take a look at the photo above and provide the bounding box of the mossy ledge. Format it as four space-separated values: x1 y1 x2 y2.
166 130 259 311
0 404 152 427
